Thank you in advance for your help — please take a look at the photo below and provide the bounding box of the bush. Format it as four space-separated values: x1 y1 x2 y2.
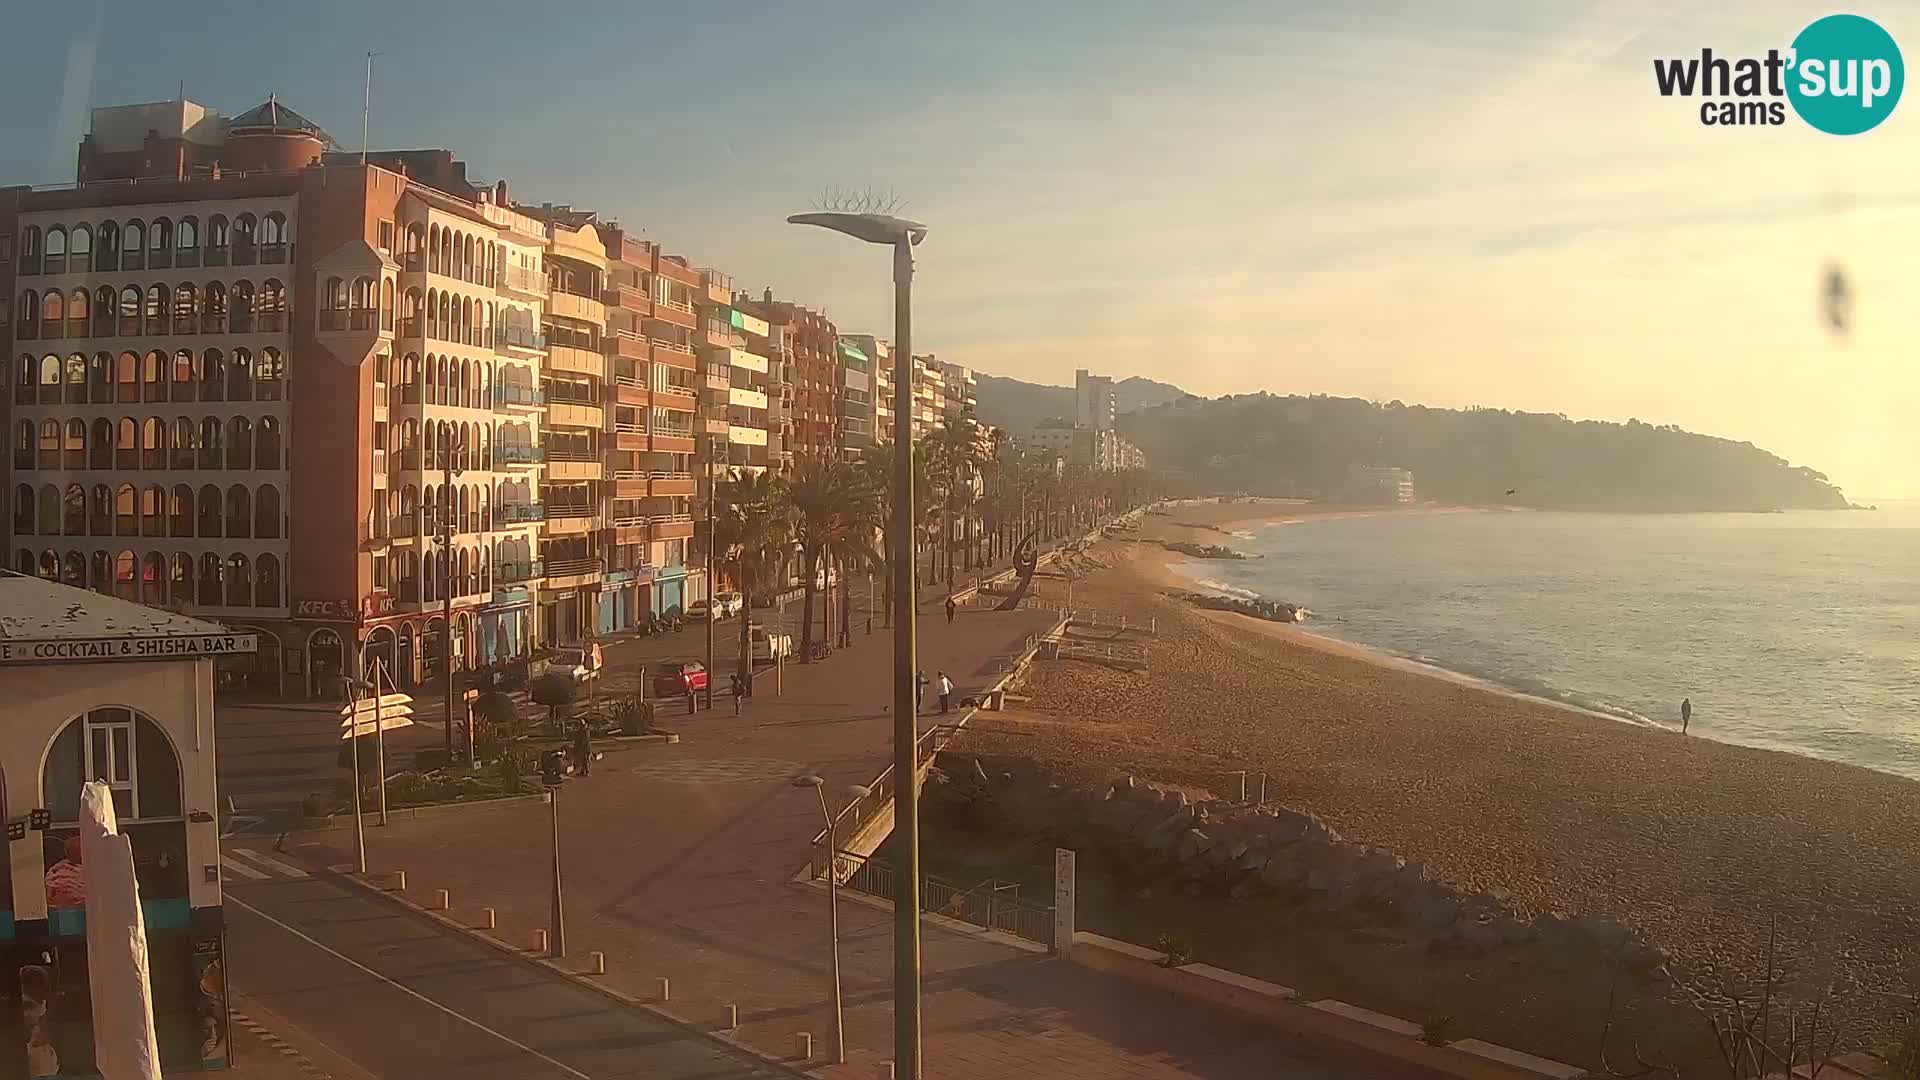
1420 1014 1456 1047
413 748 451 773
1154 933 1194 968
1891 1016 1920 1080
301 794 338 819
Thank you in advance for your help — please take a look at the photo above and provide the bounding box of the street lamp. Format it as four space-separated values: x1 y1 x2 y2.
793 774 873 1065
787 209 927 1079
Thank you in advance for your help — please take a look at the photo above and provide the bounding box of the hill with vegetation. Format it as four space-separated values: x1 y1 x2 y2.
1117 393 1849 511
975 373 1189 436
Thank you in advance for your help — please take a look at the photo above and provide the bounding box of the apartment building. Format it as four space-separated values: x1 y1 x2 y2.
836 336 872 458
845 334 893 443
737 291 837 462
937 359 977 423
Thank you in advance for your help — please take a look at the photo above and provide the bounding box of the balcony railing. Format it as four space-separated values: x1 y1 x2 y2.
496 445 544 465
655 513 695 525
652 339 695 363
494 384 544 407
501 266 549 296
496 560 544 583
389 514 419 537
498 502 545 523
544 557 602 578
614 421 645 435
610 513 649 528
547 503 596 519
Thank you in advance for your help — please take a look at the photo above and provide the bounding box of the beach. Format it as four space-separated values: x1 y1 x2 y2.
962 498 1920 1060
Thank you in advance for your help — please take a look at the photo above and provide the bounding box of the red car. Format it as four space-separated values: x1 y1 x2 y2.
651 661 708 698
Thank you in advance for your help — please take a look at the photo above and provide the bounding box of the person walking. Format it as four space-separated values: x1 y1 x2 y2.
572 718 592 777
937 670 954 715
730 673 745 716
685 676 698 716
1680 696 1693 735
915 669 929 714
945 596 957 624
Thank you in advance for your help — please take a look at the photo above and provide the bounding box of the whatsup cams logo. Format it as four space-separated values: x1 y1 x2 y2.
1653 14 1904 133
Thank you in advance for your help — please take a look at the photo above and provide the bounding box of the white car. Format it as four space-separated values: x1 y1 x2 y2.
546 646 602 682
713 592 745 619
750 623 793 663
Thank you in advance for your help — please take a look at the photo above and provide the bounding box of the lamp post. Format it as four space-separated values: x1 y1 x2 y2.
787 209 927 1078
433 455 465 758
793 775 872 1065
705 434 718 710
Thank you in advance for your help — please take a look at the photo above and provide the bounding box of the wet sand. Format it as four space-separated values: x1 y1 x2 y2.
993 498 1920 1048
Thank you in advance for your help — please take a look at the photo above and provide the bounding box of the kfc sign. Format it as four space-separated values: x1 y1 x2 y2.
294 598 357 621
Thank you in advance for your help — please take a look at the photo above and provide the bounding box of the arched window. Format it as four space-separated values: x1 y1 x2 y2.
87 484 111 536
89 550 112 594
173 282 197 334
115 416 136 469
17 290 36 341
62 483 86 535
141 417 164 469
42 707 185 826
203 281 227 334
43 227 67 274
97 221 119 271
381 278 395 331
113 550 137 600
350 277 376 331
119 285 142 336
174 216 199 267
428 224 441 274
227 347 253 401
256 347 283 401
198 417 223 469
170 552 193 601
86 352 110 403
198 348 225 402
198 552 223 605
41 290 63 339
231 280 255 332
69 225 92 273
259 279 287 331
93 287 114 335
148 217 174 269
255 484 281 538
12 482 33 536
225 485 252 538
122 221 145 271
38 414 60 469
232 214 256 264
62 417 85 469
38 484 60 535
141 552 165 605
256 416 282 469
13 357 31 408
141 486 164 536
226 416 253 470
255 553 281 608
196 484 222 537
145 284 169 336
205 215 229 266
67 289 89 337
115 351 137 403
61 353 85 405
170 418 195 470
59 551 83 586
89 417 111 469
323 277 348 328
145 350 168 403
169 485 193 537
260 212 288 260
115 483 137 535
226 553 252 607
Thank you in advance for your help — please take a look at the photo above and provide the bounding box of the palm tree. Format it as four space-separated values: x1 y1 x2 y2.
714 469 788 685
931 417 989 593
783 457 878 661
857 439 938 626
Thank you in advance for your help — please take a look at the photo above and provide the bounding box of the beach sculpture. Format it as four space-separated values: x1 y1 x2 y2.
995 528 1043 611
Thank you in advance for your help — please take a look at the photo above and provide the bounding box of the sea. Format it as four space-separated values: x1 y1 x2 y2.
1172 504 1920 780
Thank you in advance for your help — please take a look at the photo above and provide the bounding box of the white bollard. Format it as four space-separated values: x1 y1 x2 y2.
432 888 449 911
390 869 407 891
724 1004 738 1031
589 950 606 975
532 928 548 954
656 976 671 1002
479 907 496 930
881 1062 895 1079
794 1033 813 1061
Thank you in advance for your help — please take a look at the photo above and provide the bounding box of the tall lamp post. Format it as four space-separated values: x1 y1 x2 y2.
433 454 465 758
792 775 871 1064
787 209 927 1078
704 433 718 709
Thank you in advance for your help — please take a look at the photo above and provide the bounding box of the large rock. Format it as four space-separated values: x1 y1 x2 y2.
1176 829 1214 862
1571 915 1631 949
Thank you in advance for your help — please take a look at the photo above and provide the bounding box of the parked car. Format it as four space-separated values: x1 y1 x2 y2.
546 645 602 683
750 624 794 663
651 661 709 698
712 592 745 619
686 600 713 623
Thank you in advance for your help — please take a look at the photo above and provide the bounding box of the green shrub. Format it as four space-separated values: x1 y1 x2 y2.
1154 933 1194 968
1419 1014 1456 1047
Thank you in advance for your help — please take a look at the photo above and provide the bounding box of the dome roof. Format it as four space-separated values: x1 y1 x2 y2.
227 95 336 146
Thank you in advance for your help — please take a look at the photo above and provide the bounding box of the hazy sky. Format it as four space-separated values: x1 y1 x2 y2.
5 1 1916 497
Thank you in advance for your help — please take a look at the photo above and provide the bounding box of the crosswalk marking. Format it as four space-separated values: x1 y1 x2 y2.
227 847 311 879
220 855 270 880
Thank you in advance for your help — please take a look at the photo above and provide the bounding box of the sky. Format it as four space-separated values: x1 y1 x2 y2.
4 0 1917 498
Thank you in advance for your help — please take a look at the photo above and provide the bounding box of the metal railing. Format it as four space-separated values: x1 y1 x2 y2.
498 502 545 523
823 852 1055 948
544 556 601 577
496 560 544 583
495 445 544 464
494 383 543 407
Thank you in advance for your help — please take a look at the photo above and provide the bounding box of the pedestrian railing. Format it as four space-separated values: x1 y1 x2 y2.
1055 639 1149 671
824 851 1056 948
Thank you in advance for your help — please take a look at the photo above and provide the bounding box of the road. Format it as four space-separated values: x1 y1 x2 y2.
223 853 784 1079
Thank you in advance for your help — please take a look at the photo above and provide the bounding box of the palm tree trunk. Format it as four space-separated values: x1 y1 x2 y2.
738 585 754 685
799 549 818 662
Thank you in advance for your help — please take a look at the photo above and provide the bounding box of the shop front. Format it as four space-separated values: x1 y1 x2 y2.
0 576 248 1078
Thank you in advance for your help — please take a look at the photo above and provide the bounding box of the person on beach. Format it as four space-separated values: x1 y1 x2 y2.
915 669 929 713
937 670 954 714
945 596 958 624
1681 696 1692 735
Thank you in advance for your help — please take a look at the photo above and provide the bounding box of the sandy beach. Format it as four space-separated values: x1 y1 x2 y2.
966 498 1920 1062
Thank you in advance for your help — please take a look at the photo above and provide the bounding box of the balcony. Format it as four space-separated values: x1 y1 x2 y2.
698 324 739 350
607 331 650 362
655 259 703 289
653 383 698 409
651 514 695 541
651 339 696 370
496 445 544 466
703 370 731 393
498 502 545 525
646 299 697 332
610 380 650 407
494 383 544 410
496 560 544 584
547 458 603 481
606 285 651 314
545 399 603 430
500 265 550 299
702 418 731 437
549 289 605 324
543 557 603 589
496 328 546 354
548 344 604 378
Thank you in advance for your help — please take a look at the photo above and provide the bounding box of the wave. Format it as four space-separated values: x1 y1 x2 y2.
1189 578 1264 601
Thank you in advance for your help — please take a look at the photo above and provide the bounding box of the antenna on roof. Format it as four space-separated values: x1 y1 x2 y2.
361 54 379 166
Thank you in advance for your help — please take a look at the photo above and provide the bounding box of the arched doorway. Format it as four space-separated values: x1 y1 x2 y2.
452 611 472 675
231 624 281 695
363 625 397 687
307 629 344 699
396 623 416 688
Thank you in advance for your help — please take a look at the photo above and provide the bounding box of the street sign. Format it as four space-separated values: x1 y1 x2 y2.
339 692 413 718
339 715 416 740
337 704 413 726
